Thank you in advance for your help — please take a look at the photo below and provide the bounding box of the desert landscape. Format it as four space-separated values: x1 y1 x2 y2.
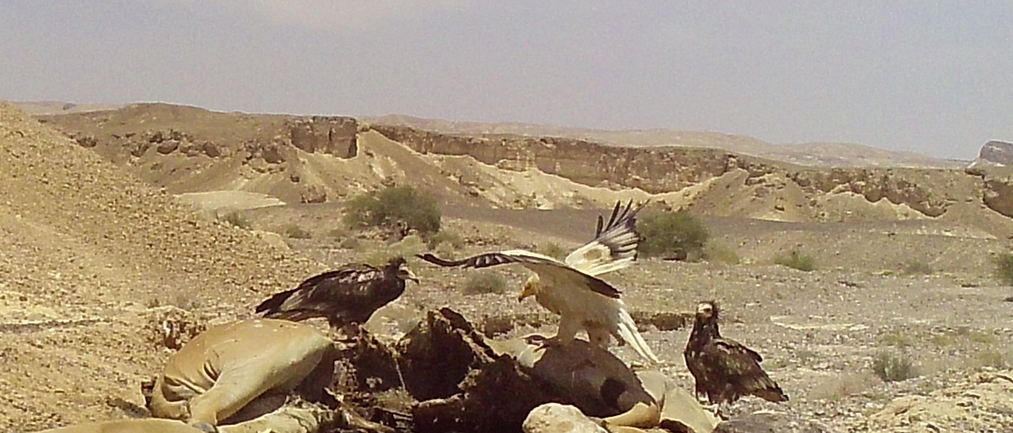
2 99 1013 433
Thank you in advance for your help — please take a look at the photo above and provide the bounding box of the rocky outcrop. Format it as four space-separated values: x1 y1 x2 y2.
977 140 1013 166
371 125 979 219
289 116 358 158
39 105 360 163
372 124 740 193
983 168 1013 219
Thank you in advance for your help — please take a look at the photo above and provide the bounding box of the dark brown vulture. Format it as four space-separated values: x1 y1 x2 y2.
683 301 788 406
254 256 419 337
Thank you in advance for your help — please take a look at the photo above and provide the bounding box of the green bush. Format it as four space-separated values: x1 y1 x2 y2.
463 271 507 295
992 252 1013 286
636 210 710 260
774 250 816 272
871 350 919 382
343 185 441 236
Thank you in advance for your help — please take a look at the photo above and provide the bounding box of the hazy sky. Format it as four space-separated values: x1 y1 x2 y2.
3 1 1011 160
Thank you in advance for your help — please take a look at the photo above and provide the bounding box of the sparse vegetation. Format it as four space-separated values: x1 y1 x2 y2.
343 185 442 236
774 250 816 272
219 211 252 229
974 350 1010 369
879 332 913 348
929 333 955 347
902 260 933 275
462 271 508 295
425 230 464 250
283 224 312 239
871 350 919 382
703 241 741 265
145 292 201 311
338 236 361 250
991 251 1013 285
810 372 880 401
538 242 569 261
637 210 710 260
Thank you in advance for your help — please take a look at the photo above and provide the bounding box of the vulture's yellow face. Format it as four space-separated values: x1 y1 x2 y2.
517 275 542 302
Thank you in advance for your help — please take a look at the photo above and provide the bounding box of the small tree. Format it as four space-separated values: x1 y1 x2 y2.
637 210 710 260
343 185 442 236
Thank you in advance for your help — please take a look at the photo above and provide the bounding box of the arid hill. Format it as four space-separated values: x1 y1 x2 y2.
32 103 1013 241
0 100 326 429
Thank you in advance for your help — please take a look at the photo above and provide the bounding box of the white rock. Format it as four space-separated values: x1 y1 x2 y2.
522 403 608 433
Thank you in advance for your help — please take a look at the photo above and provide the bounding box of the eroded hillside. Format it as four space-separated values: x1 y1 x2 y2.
33 103 1013 240
0 100 326 429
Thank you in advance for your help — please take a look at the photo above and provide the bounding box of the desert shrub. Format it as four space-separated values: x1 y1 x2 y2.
992 251 1013 286
774 250 816 272
637 210 710 260
878 332 912 348
425 230 464 250
219 211 251 229
871 351 919 382
902 260 933 275
343 185 441 236
539 242 569 261
975 350 1010 369
283 224 312 239
703 241 741 265
463 271 507 295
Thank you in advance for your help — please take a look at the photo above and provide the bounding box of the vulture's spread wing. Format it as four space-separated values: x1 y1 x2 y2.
565 199 647 276
417 250 622 299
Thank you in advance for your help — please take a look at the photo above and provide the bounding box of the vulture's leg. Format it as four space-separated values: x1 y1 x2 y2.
536 314 582 350
587 325 612 349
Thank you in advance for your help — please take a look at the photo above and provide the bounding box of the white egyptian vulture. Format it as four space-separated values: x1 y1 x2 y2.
417 200 660 364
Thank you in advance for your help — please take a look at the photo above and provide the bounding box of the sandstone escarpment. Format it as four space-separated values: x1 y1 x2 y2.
371 124 986 219
977 140 1013 166
371 124 737 193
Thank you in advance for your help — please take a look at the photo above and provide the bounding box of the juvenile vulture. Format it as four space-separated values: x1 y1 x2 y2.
417 199 661 364
683 301 788 406
254 256 419 336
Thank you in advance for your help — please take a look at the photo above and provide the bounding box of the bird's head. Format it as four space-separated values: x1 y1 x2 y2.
695 300 720 324
517 274 541 302
388 256 420 284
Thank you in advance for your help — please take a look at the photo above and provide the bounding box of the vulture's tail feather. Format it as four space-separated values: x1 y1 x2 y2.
614 308 661 364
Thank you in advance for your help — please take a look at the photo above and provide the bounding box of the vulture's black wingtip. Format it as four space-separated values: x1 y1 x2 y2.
416 253 462 267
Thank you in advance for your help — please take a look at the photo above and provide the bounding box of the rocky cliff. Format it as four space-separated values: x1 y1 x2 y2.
371 124 995 220
977 140 1013 166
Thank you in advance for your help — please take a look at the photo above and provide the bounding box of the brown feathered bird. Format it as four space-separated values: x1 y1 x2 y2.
254 256 419 336
683 301 788 406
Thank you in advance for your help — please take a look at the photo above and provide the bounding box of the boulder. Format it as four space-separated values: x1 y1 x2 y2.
523 403 608 433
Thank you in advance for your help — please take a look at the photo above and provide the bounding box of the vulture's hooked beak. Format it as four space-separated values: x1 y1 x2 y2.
404 267 420 284
517 283 537 302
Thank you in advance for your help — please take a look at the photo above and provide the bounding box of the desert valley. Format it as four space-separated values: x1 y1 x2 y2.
2 99 1013 432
